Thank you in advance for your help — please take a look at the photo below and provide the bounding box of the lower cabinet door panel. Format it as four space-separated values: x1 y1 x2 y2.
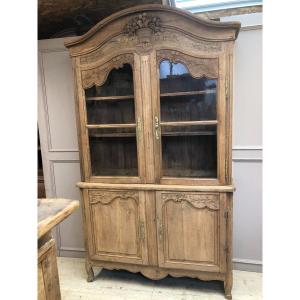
85 189 148 265
156 191 226 272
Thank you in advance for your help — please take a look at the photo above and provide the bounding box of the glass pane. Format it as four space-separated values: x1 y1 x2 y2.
159 60 217 122
86 99 135 124
85 64 134 97
161 125 217 178
89 128 138 176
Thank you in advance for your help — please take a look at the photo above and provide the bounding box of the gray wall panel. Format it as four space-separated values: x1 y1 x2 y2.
41 50 78 151
233 29 262 147
52 161 84 252
232 161 262 262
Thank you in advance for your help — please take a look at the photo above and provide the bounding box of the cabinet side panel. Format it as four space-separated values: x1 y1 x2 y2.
40 243 61 300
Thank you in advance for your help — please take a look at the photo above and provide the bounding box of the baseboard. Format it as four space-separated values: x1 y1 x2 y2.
59 247 85 258
58 247 262 273
233 258 262 273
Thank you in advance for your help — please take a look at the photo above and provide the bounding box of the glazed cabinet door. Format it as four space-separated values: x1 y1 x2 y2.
77 53 146 183
156 191 226 272
84 189 148 265
152 50 226 185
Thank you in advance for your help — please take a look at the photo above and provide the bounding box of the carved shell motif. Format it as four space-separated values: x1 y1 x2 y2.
81 53 134 89
161 193 219 210
157 50 219 79
89 190 139 205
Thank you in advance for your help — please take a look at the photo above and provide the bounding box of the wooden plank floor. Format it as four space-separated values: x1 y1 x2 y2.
58 257 262 300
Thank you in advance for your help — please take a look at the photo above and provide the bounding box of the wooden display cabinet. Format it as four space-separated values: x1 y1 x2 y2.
65 4 240 299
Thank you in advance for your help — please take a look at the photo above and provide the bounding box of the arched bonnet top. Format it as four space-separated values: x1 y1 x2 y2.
65 4 241 57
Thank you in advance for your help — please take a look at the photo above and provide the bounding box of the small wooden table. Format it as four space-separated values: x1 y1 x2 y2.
38 198 79 300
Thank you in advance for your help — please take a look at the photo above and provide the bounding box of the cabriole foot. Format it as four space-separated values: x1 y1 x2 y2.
85 260 94 282
224 278 233 300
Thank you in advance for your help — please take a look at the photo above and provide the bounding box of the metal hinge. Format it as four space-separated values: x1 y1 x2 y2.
225 159 228 182
154 116 160 140
224 211 229 219
139 221 145 241
137 117 142 140
225 76 229 102
158 221 164 241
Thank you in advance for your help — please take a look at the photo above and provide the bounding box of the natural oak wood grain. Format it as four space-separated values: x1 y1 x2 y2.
160 89 216 97
86 95 134 101
160 120 218 126
84 190 148 265
156 192 226 273
76 182 235 192
66 4 239 299
38 239 61 300
38 199 79 300
38 198 80 239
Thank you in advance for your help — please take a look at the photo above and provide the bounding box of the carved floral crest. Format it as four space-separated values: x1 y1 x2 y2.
124 13 162 37
122 13 163 53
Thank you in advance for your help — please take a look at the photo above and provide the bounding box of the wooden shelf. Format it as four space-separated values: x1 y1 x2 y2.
162 131 216 136
88 131 216 138
89 133 136 138
160 120 218 127
160 89 216 98
86 123 136 129
86 95 134 101
163 169 216 178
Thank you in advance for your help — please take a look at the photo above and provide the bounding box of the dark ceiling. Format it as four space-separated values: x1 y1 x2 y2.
38 0 163 39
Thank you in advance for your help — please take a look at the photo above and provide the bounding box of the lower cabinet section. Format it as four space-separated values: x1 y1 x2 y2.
156 191 226 273
83 188 228 273
82 188 231 296
84 189 148 265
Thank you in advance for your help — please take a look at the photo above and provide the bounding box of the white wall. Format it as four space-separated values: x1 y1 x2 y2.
38 21 262 271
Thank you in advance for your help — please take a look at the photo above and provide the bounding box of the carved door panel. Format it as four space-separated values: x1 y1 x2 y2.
156 191 226 272
152 49 227 185
85 190 148 265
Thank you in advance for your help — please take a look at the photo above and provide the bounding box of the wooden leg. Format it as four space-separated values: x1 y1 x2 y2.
85 260 94 282
224 272 233 299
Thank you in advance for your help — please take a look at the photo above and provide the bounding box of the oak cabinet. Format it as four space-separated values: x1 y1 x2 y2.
66 4 240 299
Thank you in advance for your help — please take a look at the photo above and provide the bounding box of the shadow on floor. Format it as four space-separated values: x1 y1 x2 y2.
93 268 224 294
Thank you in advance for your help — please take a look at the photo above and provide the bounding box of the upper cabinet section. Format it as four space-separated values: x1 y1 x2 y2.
65 4 240 61
66 4 240 184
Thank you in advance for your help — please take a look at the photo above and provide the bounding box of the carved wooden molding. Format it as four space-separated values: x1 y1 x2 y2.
157 49 219 79
161 193 219 210
88 259 225 281
81 53 134 89
79 29 222 64
89 190 138 205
